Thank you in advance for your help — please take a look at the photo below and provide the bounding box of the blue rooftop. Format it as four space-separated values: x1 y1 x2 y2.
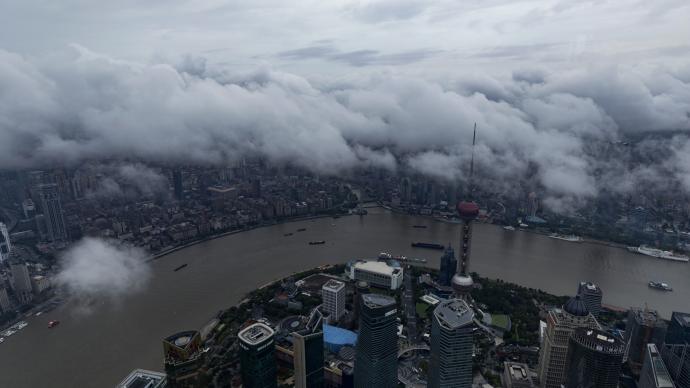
323 324 357 353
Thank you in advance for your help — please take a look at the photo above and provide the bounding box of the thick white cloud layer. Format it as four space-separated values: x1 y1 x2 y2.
1 46 690 211
56 238 150 299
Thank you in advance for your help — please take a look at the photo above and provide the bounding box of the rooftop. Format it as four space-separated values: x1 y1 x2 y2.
505 362 532 382
572 328 625 355
116 369 166 388
361 293 396 309
646 344 675 388
239 322 274 346
353 260 401 276
434 298 474 329
322 279 345 292
672 311 690 327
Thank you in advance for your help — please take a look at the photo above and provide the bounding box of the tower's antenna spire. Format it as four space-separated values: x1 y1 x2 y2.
468 122 477 197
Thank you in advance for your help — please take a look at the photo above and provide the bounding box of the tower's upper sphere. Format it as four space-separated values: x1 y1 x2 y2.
457 201 479 220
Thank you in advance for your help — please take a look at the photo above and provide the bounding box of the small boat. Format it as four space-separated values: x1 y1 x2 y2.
48 320 60 328
297 228 307 232
648 281 673 291
284 233 293 237
0 337 4 344
173 264 188 272
549 233 583 243
35 311 43 317
15 321 28 330
503 225 515 231
412 225 427 229
309 241 326 245
411 242 445 250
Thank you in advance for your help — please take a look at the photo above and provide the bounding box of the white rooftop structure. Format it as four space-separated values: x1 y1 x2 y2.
349 260 403 290
239 322 275 346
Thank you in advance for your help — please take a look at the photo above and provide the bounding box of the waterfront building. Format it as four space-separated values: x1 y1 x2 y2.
10 261 33 304
639 344 676 388
349 260 403 290
438 246 457 287
117 369 168 388
625 308 667 373
162 331 205 388
239 322 277 388
0 222 11 262
564 328 625 388
428 298 474 388
503 362 534 388
577 281 603 317
322 279 346 322
294 308 324 388
37 183 67 241
662 312 690 388
354 294 397 388
0 287 11 313
537 295 601 388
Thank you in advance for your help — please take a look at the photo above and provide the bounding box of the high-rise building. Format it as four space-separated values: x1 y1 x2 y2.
527 192 538 217
354 294 398 388
662 312 690 388
0 222 11 262
37 183 67 241
564 328 625 388
322 279 346 322
504 362 535 388
173 169 184 201
625 308 667 373
162 331 205 388
352 281 369 329
577 282 603 317
0 287 11 313
537 295 600 388
428 298 474 388
294 309 324 388
667 312 690 345
239 322 277 388
639 344 676 388
438 246 457 287
117 369 168 388
10 261 33 304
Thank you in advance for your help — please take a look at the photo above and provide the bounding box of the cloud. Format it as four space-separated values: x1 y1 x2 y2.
278 44 441 66
82 163 170 199
56 238 151 300
1 46 690 213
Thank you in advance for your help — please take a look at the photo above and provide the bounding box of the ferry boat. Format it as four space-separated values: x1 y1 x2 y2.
410 242 445 250
549 233 583 243
308 240 326 245
378 252 426 263
48 320 60 329
503 225 516 231
627 246 689 262
15 321 28 330
648 281 673 291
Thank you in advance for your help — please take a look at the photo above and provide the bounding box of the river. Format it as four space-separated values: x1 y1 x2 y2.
1 207 688 387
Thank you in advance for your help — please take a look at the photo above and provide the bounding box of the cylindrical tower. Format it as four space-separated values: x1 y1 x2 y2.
452 201 479 296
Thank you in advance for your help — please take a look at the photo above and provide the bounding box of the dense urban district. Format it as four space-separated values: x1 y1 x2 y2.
0 161 689 388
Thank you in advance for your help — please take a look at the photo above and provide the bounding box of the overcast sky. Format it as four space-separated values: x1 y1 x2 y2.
1 0 689 76
1 0 689 212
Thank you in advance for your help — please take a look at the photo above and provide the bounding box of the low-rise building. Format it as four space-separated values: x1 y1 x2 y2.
349 260 403 290
504 362 534 388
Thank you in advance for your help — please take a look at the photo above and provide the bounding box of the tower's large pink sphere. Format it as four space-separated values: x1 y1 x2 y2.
457 201 479 219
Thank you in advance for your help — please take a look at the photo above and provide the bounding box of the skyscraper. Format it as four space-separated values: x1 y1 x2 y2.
10 261 33 304
163 330 205 388
239 322 277 388
452 125 479 298
428 298 474 388
662 312 690 388
438 246 457 287
564 328 625 388
639 343 676 388
354 294 397 388
625 308 667 374
294 309 324 388
322 279 346 323
577 282 603 317
537 295 601 388
352 281 369 329
0 222 11 262
37 183 67 241
173 169 184 201
0 287 11 313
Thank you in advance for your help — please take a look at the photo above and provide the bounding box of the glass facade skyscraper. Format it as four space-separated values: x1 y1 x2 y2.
354 294 397 388
428 298 474 388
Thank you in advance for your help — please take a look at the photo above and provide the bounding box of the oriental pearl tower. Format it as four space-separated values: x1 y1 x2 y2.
451 123 479 298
